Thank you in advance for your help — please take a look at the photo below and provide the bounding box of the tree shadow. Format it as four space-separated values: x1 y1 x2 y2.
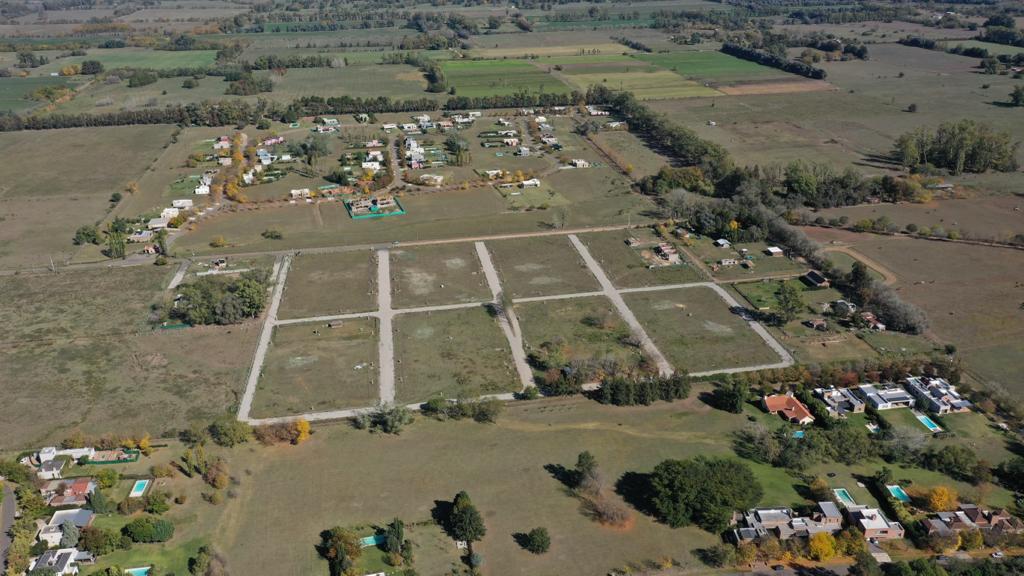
430 499 454 538
990 101 1018 108
511 532 531 550
543 463 577 491
615 471 657 518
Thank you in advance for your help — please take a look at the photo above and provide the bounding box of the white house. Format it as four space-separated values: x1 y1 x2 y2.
242 170 255 185
585 105 610 116
361 161 381 173
714 238 731 248
38 510 95 547
147 218 169 230
517 146 531 157
765 246 784 257
160 207 180 219
37 447 93 463
290 188 311 199
381 123 398 130
321 118 340 127
467 111 482 118
483 169 505 180
172 199 194 209
570 159 590 168
194 184 210 195
212 136 230 150
420 174 444 186
520 178 541 188
366 150 384 162
37 459 65 480
534 116 547 124
217 157 233 167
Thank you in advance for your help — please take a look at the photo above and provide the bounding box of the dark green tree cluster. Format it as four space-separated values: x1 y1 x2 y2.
420 397 503 423
447 491 486 543
595 373 691 406
721 42 827 79
893 120 1019 174
127 69 158 88
649 456 763 532
171 269 271 325
122 516 174 543
317 527 362 576
225 72 273 95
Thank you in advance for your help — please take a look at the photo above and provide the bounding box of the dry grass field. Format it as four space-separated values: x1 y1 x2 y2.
487 236 600 299
390 243 491 309
277 251 378 320
517 296 644 370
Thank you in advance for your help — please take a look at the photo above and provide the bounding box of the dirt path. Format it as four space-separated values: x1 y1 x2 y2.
376 248 396 404
166 260 190 291
568 234 673 377
475 241 535 392
822 245 899 285
237 255 288 423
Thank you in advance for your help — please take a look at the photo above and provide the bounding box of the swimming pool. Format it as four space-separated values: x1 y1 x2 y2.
359 534 386 548
128 479 150 498
125 567 151 576
833 488 857 507
915 412 943 433
887 484 911 503
792 430 805 439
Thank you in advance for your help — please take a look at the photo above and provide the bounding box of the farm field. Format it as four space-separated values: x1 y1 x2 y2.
563 69 722 100
250 320 379 418
487 236 600 299
578 229 705 289
390 242 491 308
277 251 377 320
517 296 644 370
393 307 518 403
624 286 781 373
440 59 572 98
634 50 792 83
0 75 74 113
32 47 218 75
0 125 176 270
0 265 258 449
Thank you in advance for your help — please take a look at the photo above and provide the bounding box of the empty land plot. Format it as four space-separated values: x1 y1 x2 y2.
634 50 790 83
487 236 600 299
37 47 217 72
0 125 175 269
589 129 672 178
393 307 517 403
563 70 721 100
0 266 259 448
251 320 379 418
440 60 571 98
469 44 630 59
390 243 491 308
821 250 885 281
625 287 780 373
579 229 703 288
277 251 377 320
517 296 644 370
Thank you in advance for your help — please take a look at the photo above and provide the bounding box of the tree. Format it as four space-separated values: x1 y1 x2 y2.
523 527 550 554
87 488 115 514
574 451 598 488
317 527 362 576
96 468 120 489
776 281 804 323
808 531 837 561
848 549 882 576
960 528 984 550
208 415 252 447
1011 85 1024 107
104 223 127 259
712 376 749 413
449 491 486 543
293 418 311 444
122 516 174 543
73 224 100 245
649 456 762 532
700 543 736 567
60 521 80 548
385 518 404 555
808 477 831 502
926 486 958 512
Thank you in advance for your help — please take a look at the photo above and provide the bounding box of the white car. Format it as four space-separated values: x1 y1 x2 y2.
992 551 1005 559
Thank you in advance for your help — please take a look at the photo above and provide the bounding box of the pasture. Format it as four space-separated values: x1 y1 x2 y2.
390 243 491 309
624 286 781 373
517 296 644 370
0 75 73 113
440 59 572 98
250 319 380 418
488 236 600 299
634 50 792 84
35 47 218 74
563 69 721 100
277 250 378 320
393 307 518 403
590 129 673 178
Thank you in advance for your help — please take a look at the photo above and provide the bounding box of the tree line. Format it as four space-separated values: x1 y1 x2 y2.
721 42 828 79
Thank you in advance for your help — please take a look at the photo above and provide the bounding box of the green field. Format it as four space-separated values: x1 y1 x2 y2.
564 69 721 100
440 59 572 97
278 251 377 320
633 50 793 83
0 75 72 113
941 39 1024 57
251 319 380 417
38 48 218 73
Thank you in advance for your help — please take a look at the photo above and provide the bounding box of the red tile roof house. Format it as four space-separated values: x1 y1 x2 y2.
762 393 815 426
40 477 96 507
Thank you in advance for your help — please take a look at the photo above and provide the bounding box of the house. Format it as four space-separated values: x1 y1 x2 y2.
314 125 337 134
714 238 731 248
502 138 520 147
37 447 93 463
905 376 971 415
496 118 510 126
321 118 340 127
212 136 230 150
859 311 886 331
361 161 381 172
128 230 153 243
520 178 541 188
655 243 681 265
540 136 559 147
40 477 96 507
365 139 384 148
814 387 865 418
732 502 843 543
147 218 169 230
857 383 915 410
242 170 255 185
585 105 610 116
38 509 95 547
160 207 179 220
28 548 93 575
437 120 454 130
467 111 482 118
261 136 285 146
218 157 233 167
569 159 590 168
832 300 858 317
765 246 784 257
762 393 815 425
719 258 738 266
366 150 384 162
420 174 444 186
290 188 311 199
381 123 398 130
483 169 505 180
802 270 831 288
534 116 547 124
805 318 829 331
194 184 210 195
37 459 65 480
847 506 904 540
497 130 518 137
172 199 193 209
516 146 531 157
607 121 626 129
413 114 430 124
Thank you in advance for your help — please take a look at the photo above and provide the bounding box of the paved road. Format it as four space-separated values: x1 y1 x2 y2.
0 480 15 570
376 249 396 404
475 242 535 392
237 256 288 423
568 234 674 377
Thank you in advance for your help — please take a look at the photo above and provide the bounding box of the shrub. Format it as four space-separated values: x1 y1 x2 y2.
522 527 550 554
122 516 174 543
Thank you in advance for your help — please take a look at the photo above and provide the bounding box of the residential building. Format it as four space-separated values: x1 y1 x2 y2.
732 502 843 543
905 376 971 415
419 174 444 186
290 189 311 199
194 184 210 195
857 384 915 410
569 159 590 168
38 509 95 547
802 270 831 288
37 459 65 480
847 506 904 540
765 246 784 257
832 300 858 317
805 318 829 331
520 178 541 188
762 393 815 425
160 207 179 220
924 504 1024 536
28 548 93 575
714 238 731 248
859 311 886 331
814 387 865 418
40 477 96 507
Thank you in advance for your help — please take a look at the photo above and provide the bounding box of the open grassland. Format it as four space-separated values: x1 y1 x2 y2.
0 125 175 270
579 229 704 288
440 59 572 97
391 243 491 309
488 236 600 299
940 39 1024 57
469 43 631 59
251 320 379 418
590 129 673 178
563 69 721 100
634 50 791 83
0 75 73 113
393 307 518 403
35 47 217 75
277 250 377 320
775 21 979 42
0 266 258 449
625 286 780 373
518 296 643 369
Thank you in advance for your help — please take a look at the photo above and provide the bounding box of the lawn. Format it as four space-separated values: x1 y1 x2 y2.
562 70 722 100
393 307 518 403
578 229 705 289
390 243 491 309
517 296 644 371
277 251 377 320
0 75 73 113
487 236 600 299
624 286 781 373
633 50 794 83
440 59 572 98
250 319 380 418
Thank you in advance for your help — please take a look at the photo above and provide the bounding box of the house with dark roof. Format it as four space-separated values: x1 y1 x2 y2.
802 270 830 288
856 384 915 411
28 548 93 575
905 376 972 415
814 387 865 418
732 503 843 543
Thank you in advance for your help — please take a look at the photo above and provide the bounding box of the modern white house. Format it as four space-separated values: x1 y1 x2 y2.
857 383 916 410
905 376 972 414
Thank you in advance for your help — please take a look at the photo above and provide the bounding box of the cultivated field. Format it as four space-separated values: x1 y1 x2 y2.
563 69 721 100
440 59 572 97
635 50 792 84
277 250 377 320
390 243 491 309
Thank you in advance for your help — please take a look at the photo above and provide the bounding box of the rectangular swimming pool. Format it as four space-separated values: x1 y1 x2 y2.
833 488 857 507
915 412 943 433
128 479 150 498
887 484 911 503
359 534 385 548
125 567 150 576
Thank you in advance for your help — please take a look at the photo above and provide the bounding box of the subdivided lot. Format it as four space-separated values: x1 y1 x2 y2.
0 75 75 113
562 69 721 100
0 125 176 270
633 50 791 83
579 229 704 289
517 296 644 370
822 250 885 281
250 320 379 418
487 236 599 299
390 243 491 308
440 60 572 98
589 129 672 178
0 266 258 449
688 239 807 281
624 287 780 373
393 307 518 403
277 251 377 320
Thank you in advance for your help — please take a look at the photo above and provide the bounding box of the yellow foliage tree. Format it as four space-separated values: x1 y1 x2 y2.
927 486 958 512
808 532 837 562
292 419 311 444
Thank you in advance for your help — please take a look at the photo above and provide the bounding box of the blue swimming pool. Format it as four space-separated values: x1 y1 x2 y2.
792 430 805 439
128 479 150 498
916 412 943 432
887 484 911 503
359 534 385 548
833 488 857 507
125 567 150 576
